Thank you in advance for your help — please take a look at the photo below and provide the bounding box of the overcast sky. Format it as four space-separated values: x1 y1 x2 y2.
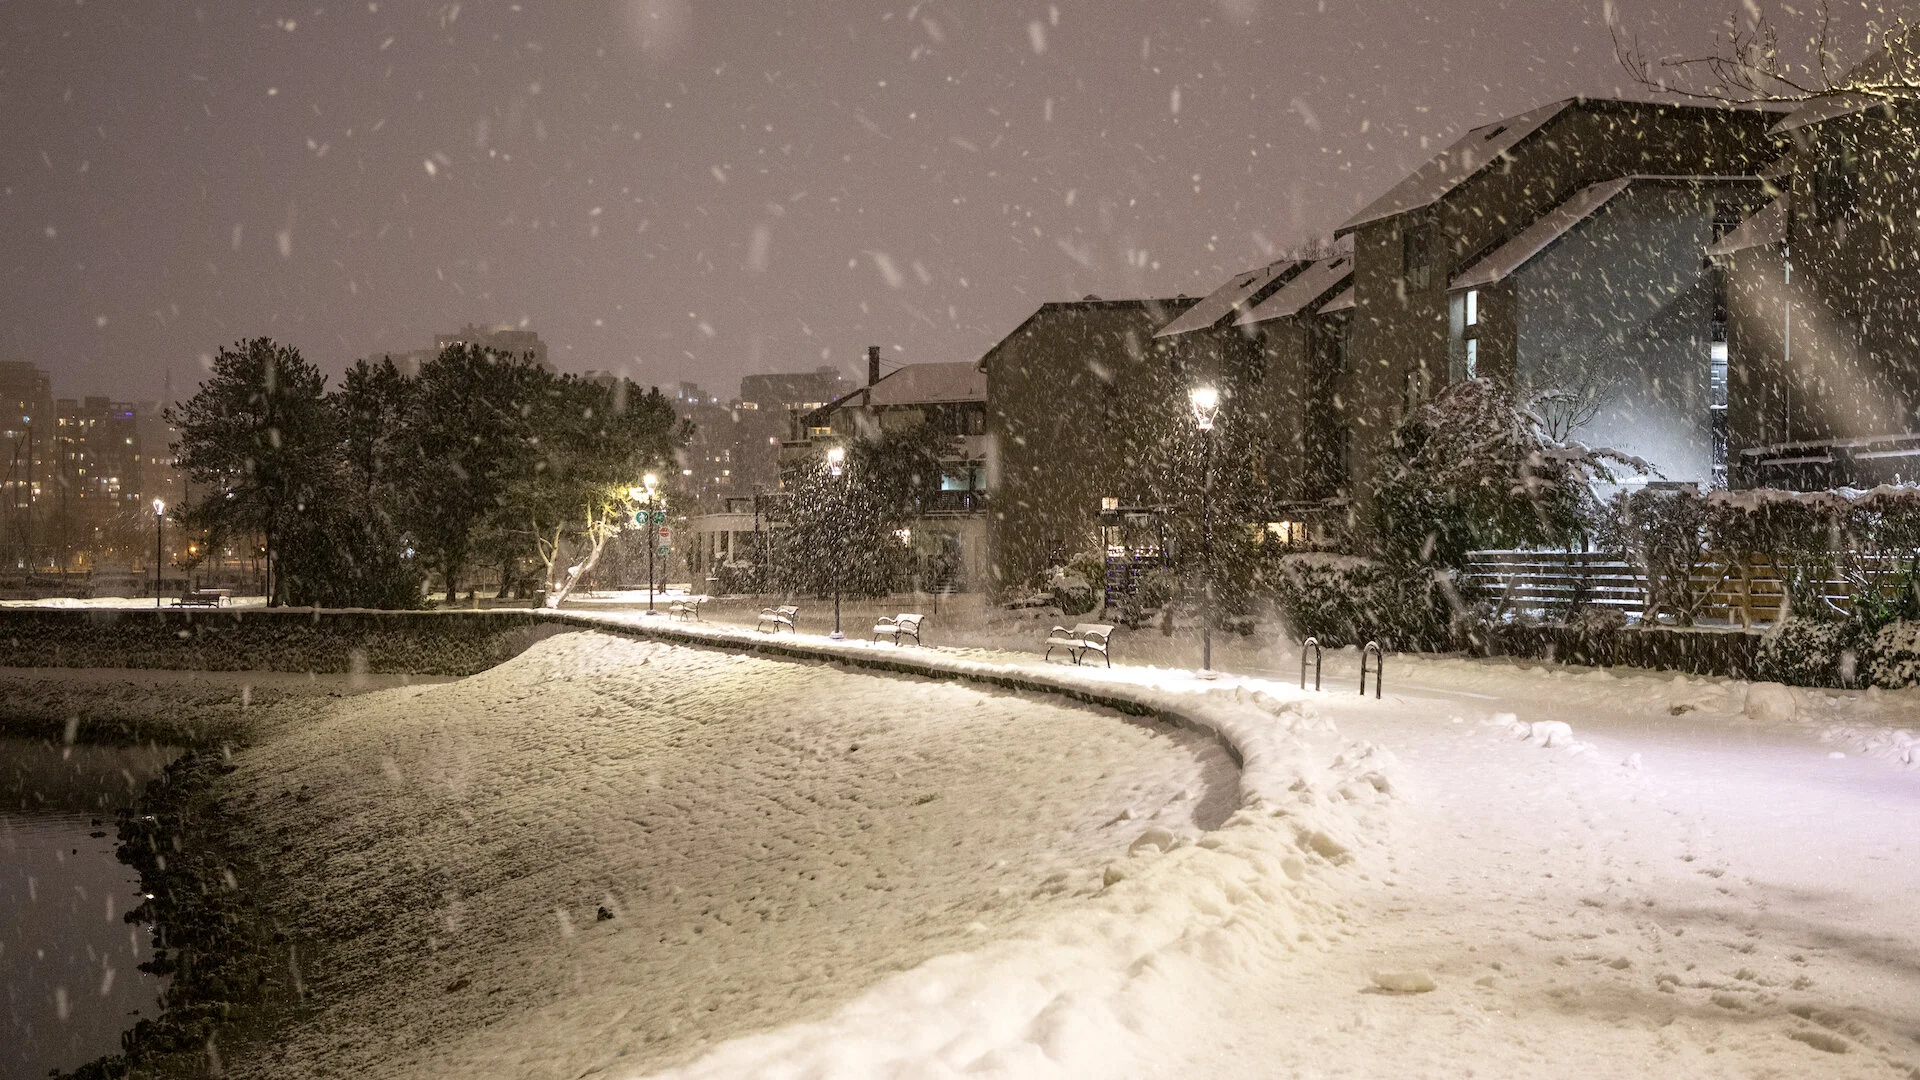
0 1 1879 402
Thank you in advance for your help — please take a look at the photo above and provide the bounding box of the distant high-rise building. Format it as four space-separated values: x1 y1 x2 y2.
737 365 849 412
1 361 56 571
434 324 551 370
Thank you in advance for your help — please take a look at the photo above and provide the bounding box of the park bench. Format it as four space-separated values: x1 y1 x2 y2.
1045 623 1115 667
669 597 707 621
177 588 229 608
757 604 800 633
872 613 925 646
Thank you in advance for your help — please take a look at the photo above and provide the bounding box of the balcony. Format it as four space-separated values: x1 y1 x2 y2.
921 490 988 516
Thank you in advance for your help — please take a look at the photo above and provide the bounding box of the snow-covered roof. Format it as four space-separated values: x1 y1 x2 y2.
1705 197 1785 257
1153 258 1303 337
1233 253 1354 326
862 361 986 406
1773 48 1900 134
1773 91 1884 134
1449 179 1632 291
1451 175 1762 290
1318 285 1356 313
1335 101 1572 234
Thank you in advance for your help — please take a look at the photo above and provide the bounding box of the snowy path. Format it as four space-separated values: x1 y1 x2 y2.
1188 661 1920 1078
228 632 1239 1079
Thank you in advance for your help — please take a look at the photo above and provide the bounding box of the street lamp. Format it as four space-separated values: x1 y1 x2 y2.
152 498 166 609
1189 386 1221 679
629 473 661 615
826 447 846 639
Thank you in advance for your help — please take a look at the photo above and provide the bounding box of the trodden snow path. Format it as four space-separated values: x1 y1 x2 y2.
1189 660 1920 1079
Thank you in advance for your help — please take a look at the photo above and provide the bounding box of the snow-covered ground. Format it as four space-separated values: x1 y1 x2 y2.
222 631 1378 1079
22 598 1913 1076
555 617 1920 1078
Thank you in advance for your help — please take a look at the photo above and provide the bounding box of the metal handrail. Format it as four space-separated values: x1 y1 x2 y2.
1300 637 1322 691
1359 640 1383 699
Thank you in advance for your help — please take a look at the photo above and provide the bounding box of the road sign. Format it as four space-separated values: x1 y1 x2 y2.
652 510 668 524
656 526 672 542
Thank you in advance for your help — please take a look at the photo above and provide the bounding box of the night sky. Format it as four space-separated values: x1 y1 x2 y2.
1 1 1874 401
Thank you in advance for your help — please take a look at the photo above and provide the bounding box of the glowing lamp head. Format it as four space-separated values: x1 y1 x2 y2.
825 446 846 477
153 498 165 516
1189 385 1221 431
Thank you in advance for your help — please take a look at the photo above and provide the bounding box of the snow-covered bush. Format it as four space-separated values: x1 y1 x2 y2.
1270 554 1451 650
1565 603 1627 636
1754 615 1864 688
1861 620 1920 688
1599 486 1743 626
1365 379 1639 573
1047 566 1097 616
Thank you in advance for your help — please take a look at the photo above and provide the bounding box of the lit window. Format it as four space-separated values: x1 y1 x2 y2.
1464 289 1479 327
1465 339 1478 379
1101 496 1119 511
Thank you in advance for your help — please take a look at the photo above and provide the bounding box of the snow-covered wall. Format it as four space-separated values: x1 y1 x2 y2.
0 608 568 675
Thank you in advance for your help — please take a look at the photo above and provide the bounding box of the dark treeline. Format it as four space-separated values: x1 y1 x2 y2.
167 337 686 608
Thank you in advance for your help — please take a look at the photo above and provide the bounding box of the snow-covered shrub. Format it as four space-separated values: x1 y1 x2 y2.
1047 566 1097 616
1754 615 1864 688
1599 486 1743 626
1270 554 1450 650
1565 603 1627 636
1365 379 1638 573
1861 620 1920 688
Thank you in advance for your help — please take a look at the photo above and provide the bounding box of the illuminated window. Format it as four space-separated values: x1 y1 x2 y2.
1464 289 1479 327
1465 339 1478 379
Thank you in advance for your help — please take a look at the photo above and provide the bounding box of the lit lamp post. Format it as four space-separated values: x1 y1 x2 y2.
629 473 661 615
1189 386 1221 679
826 447 847 639
152 498 166 609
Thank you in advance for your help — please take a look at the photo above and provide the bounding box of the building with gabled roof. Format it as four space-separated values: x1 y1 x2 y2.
782 349 992 593
1714 68 1920 489
1334 97 1783 502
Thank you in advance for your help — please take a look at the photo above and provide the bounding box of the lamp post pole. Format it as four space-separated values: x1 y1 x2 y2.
1189 387 1220 679
643 473 660 615
153 499 165 609
826 447 846 640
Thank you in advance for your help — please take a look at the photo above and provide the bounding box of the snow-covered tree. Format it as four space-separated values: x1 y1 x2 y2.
1366 379 1641 572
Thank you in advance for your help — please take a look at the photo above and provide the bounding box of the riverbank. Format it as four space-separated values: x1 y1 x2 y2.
0 668 427 1080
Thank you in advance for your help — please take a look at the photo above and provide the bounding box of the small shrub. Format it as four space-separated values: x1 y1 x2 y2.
1861 619 1920 689
1047 566 1097 616
1271 554 1451 650
1754 615 1864 688
1565 604 1627 636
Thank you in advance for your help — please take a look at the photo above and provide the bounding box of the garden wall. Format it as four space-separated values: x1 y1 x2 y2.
0 608 568 676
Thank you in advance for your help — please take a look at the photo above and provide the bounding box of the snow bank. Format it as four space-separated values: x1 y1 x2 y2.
542 616 1395 1079
229 630 1341 1079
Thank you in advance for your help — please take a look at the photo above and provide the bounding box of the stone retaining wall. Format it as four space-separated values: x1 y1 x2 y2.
0 608 567 676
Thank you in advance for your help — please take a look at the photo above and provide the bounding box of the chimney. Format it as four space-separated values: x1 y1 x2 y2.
867 345 881 387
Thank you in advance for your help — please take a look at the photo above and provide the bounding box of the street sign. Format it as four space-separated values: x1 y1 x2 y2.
631 510 646 526
652 510 668 524
656 526 672 542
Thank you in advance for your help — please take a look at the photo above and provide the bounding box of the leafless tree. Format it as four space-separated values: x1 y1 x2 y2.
1613 1 1920 111
1522 346 1612 444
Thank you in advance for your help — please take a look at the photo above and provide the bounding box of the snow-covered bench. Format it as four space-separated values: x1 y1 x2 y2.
1046 623 1115 667
872 613 924 646
177 588 228 608
670 597 707 621
757 604 799 633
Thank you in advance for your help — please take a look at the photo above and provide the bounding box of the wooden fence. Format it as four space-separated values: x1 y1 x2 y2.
1462 550 1869 627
